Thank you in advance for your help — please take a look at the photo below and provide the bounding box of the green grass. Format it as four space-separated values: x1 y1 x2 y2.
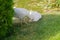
5 12 60 40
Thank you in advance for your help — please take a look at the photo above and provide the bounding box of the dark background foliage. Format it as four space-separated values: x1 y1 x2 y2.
0 0 14 39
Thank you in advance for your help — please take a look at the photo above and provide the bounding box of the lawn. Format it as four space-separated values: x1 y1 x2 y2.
5 11 60 40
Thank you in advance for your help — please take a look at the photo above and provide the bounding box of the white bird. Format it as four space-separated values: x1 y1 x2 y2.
14 8 29 19
28 10 42 21
13 8 42 22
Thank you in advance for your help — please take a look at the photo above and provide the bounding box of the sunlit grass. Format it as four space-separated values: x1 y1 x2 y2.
49 32 60 40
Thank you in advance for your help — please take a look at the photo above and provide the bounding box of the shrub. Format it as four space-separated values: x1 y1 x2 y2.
0 0 14 39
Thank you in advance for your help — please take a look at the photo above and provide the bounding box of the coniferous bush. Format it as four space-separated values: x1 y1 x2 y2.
0 0 14 39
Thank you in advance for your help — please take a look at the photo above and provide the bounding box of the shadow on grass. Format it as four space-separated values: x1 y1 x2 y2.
5 14 60 40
